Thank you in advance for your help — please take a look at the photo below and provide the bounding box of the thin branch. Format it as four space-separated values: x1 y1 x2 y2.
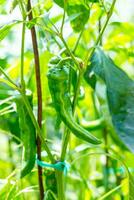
84 0 117 66
60 0 66 34
98 183 124 200
73 29 84 54
98 17 103 46
99 0 108 14
20 22 26 92
0 66 18 88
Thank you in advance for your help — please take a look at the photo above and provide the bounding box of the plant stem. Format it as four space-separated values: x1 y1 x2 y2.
60 0 66 34
73 29 84 54
85 0 117 65
55 171 65 200
60 128 70 162
103 127 109 192
20 22 26 92
0 67 18 88
72 71 83 113
98 17 103 46
27 1 44 199
8 139 15 171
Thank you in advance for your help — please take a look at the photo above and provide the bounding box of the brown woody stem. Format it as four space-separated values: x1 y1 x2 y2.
27 1 44 199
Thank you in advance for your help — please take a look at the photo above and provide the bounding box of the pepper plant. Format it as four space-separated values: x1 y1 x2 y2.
0 0 134 200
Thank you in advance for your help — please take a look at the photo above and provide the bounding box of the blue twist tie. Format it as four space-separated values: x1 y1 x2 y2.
36 159 70 175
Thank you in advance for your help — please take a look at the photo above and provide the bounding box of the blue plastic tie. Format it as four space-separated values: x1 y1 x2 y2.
36 159 70 175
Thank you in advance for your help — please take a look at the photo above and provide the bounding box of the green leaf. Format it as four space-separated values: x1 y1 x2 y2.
84 48 134 153
66 2 90 32
0 83 12 99
14 185 38 198
0 172 17 200
53 0 90 32
53 0 64 7
44 0 53 11
0 21 19 42
66 12 83 23
10 0 18 13
84 65 97 89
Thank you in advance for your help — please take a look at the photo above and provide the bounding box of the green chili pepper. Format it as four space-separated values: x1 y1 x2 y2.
15 90 36 178
47 57 101 145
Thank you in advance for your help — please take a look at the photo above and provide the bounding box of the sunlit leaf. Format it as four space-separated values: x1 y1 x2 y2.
53 0 64 7
0 172 17 200
15 185 38 198
10 0 18 13
53 0 90 32
0 21 20 42
44 0 53 11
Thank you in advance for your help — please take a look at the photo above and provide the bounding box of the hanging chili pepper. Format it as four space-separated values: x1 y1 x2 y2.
15 90 36 178
47 57 101 145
